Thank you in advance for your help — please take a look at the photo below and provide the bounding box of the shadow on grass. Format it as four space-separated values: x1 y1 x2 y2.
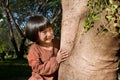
0 59 31 80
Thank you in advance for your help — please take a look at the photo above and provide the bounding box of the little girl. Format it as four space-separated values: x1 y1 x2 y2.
25 15 68 80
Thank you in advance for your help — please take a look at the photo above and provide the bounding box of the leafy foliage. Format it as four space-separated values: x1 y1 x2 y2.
84 0 120 33
0 27 13 53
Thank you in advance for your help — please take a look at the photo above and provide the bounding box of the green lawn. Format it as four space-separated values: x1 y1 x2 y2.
0 59 31 80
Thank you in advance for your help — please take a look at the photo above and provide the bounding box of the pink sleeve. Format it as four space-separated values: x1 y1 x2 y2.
27 47 59 76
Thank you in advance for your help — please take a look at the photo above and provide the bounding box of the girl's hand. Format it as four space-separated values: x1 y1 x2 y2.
56 49 69 64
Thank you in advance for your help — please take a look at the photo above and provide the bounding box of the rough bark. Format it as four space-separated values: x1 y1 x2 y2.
59 0 120 80
60 0 88 52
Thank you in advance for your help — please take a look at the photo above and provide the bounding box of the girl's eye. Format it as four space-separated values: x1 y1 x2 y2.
49 28 53 32
41 27 53 34
41 31 46 34
43 31 46 33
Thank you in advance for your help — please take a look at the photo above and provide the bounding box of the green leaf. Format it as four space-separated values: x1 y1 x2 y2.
92 16 100 21
114 23 118 27
113 5 118 9
118 29 120 33
44 0 60 8
109 0 113 4
106 15 112 20
84 23 90 29
106 8 111 11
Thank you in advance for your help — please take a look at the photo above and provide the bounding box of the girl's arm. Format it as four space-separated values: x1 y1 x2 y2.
27 48 59 76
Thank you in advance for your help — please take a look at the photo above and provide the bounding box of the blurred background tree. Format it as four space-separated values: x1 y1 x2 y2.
0 0 62 59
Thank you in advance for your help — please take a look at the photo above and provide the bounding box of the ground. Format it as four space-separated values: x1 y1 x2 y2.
0 59 120 80
0 59 31 80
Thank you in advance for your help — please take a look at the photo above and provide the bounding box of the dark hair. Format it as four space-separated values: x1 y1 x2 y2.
25 15 52 42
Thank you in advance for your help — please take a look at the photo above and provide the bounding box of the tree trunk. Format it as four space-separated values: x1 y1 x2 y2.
17 37 26 59
59 0 120 80
3 0 26 59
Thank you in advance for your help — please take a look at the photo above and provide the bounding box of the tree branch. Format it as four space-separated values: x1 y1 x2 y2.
51 9 61 23
3 0 25 37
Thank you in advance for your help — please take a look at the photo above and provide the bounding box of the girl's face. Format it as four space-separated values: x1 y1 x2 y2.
37 27 53 45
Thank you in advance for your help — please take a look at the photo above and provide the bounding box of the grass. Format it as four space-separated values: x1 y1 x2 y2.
0 59 31 80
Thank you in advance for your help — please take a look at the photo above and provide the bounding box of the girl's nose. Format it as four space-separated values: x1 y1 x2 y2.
47 32 53 38
47 32 51 36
